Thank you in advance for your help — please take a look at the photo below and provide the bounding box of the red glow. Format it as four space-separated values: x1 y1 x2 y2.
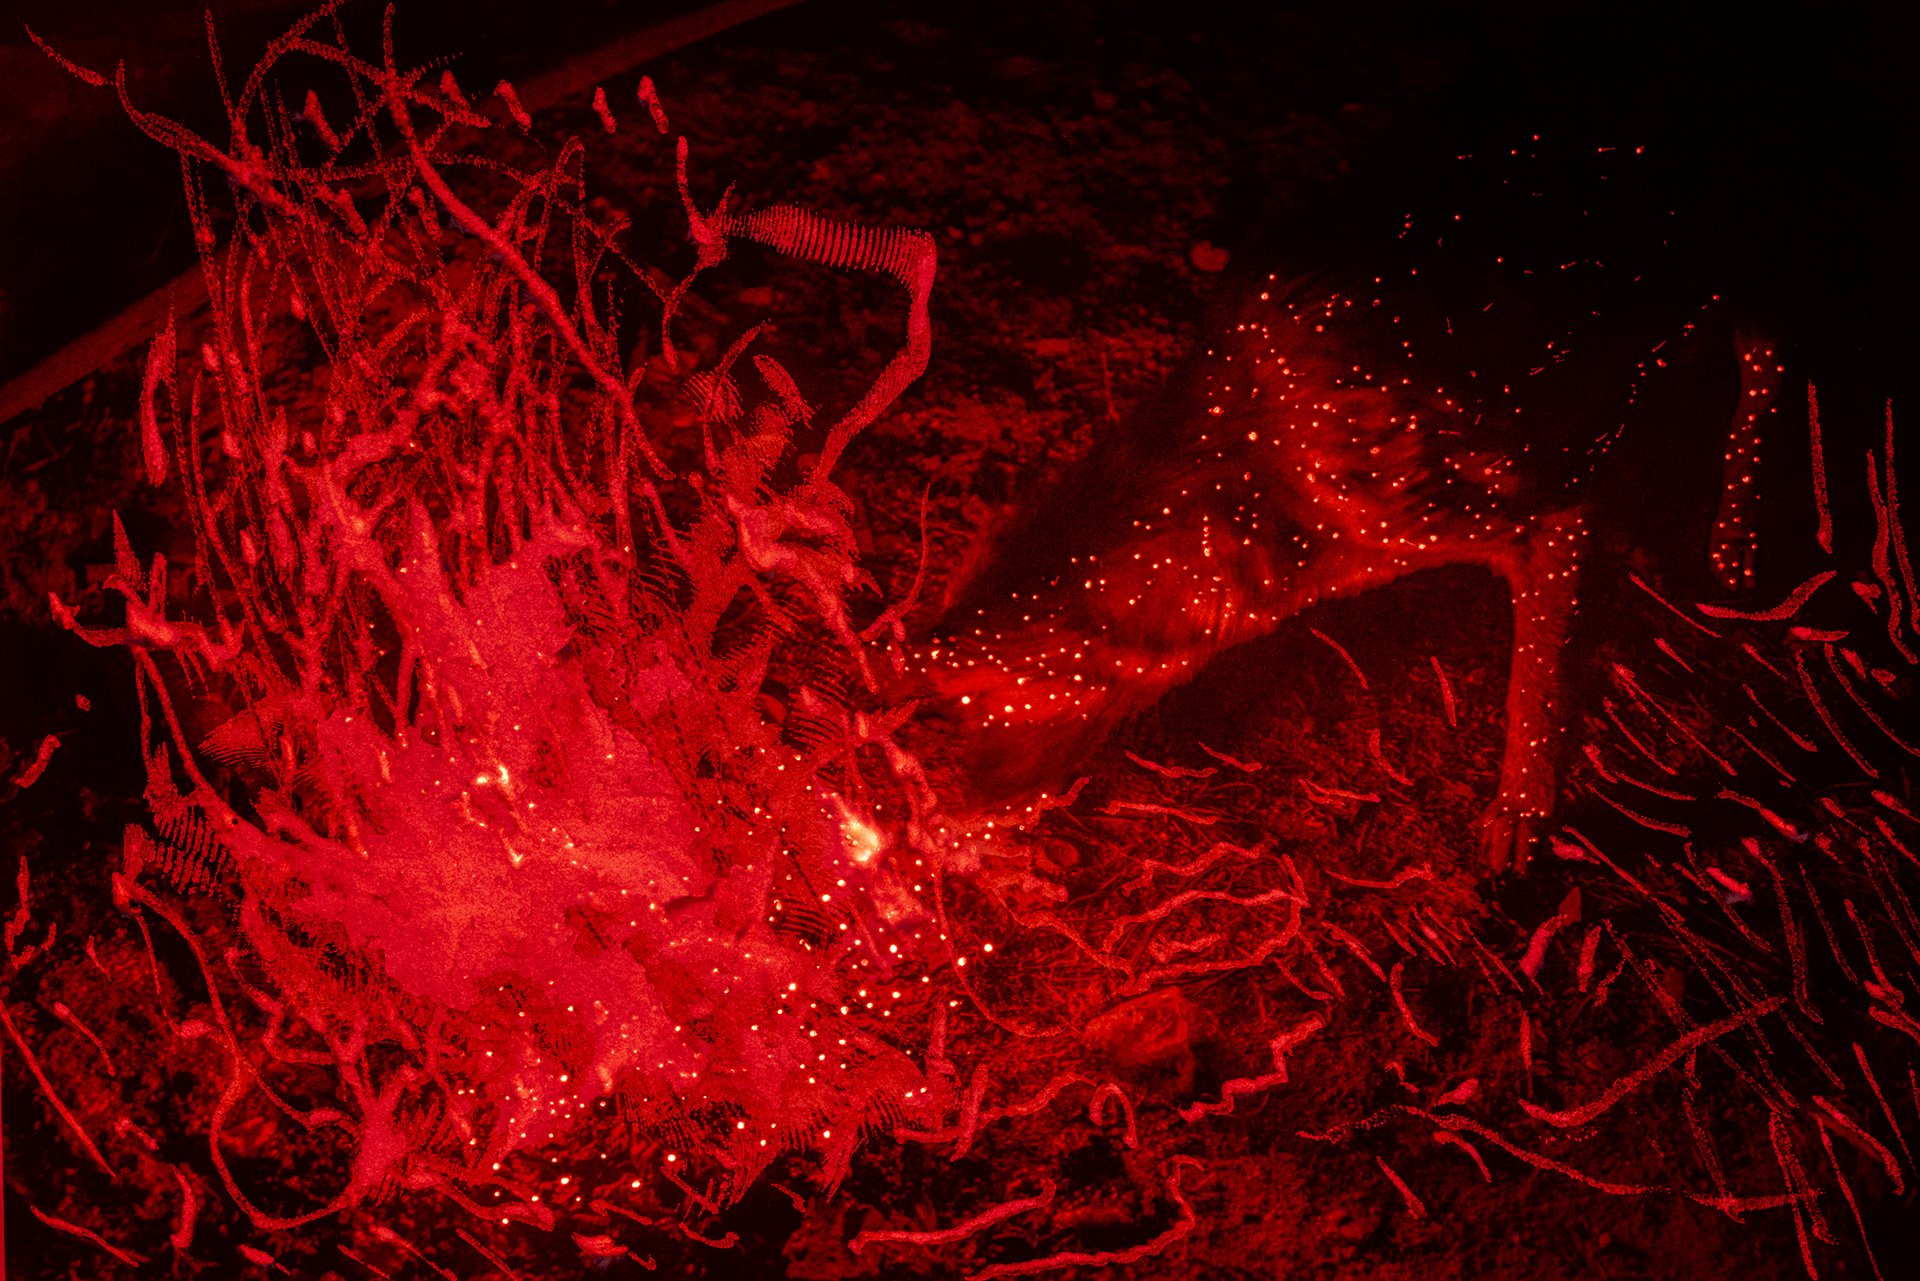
1 8 1914 1281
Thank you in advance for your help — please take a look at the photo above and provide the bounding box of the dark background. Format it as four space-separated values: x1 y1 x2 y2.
2 2 1914 397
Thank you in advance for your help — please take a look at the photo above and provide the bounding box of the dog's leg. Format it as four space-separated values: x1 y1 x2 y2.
1479 507 1588 872
1708 327 1784 592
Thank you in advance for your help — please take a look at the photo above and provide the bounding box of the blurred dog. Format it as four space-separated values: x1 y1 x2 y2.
925 161 1777 871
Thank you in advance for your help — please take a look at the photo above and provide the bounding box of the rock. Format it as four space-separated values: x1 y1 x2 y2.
1189 241 1231 273
1084 987 1210 1068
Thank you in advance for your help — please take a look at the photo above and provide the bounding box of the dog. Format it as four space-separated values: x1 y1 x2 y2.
922 164 1776 871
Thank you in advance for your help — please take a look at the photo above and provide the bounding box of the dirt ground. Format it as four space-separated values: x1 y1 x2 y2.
3 2 1915 1278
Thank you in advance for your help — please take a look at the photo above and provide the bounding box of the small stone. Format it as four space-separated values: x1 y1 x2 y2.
1084 988 1209 1067
1190 241 1231 273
